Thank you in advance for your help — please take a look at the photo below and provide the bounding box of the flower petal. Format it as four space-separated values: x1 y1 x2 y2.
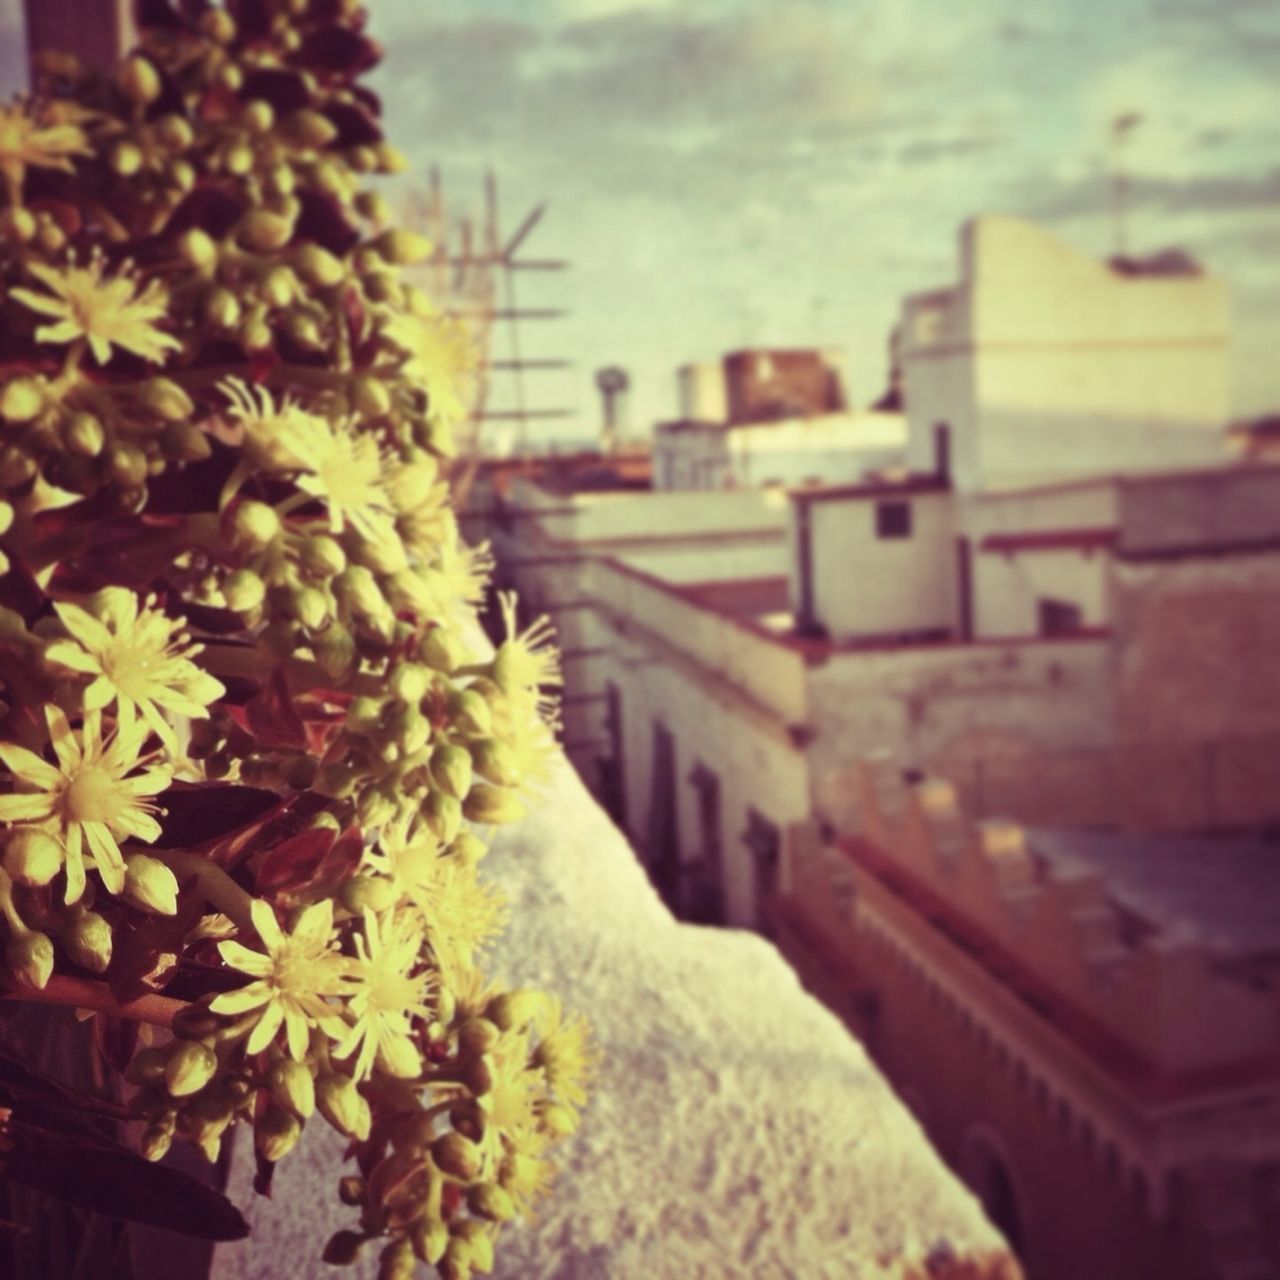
217 941 272 976
211 983 272 1015
246 1000 284 1055
0 741 61 789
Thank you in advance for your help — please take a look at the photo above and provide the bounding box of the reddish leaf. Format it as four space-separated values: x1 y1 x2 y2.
239 67 311 112
92 1013 139 1078
251 827 336 895
294 190 360 255
245 667 308 749
153 782 282 849
295 25 382 77
106 882 204 1005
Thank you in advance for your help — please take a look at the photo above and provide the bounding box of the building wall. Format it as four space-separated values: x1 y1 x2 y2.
972 547 1109 638
796 490 958 641
902 216 1230 492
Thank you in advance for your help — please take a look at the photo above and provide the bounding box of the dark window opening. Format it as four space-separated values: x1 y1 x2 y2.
684 764 725 925
743 808 781 933
645 722 679 908
1038 597 1084 636
876 500 912 539
600 681 628 830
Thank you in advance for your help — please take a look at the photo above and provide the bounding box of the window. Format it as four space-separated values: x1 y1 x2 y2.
1038 597 1083 636
645 722 679 908
876 500 912 539
685 764 725 924
742 808 781 933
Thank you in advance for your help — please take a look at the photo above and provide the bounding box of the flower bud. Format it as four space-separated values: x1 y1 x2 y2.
293 243 345 288
255 1105 302 1163
229 500 280 553
204 286 241 330
323 1231 365 1266
447 832 488 868
376 143 410 174
123 854 179 915
373 229 432 266
339 875 397 915
1 377 44 424
237 209 294 253
467 1182 515 1224
462 786 525 826
333 565 383 617
431 1131 481 1182
431 743 473 802
139 377 194 423
457 1018 500 1060
287 584 330 630
315 761 359 800
140 1125 172 1162
411 1218 449 1265
267 1057 316 1119
345 695 384 734
171 159 196 191
313 622 356 680
260 264 297 309
363 272 401 305
351 374 392 419
4 828 62 887
165 1039 217 1098
316 1073 368 1139
170 1002 223 1040
337 1175 365 1206
110 140 144 177
221 569 266 616
378 1238 415 1280
119 55 162 104
469 740 519 788
388 662 430 704
449 689 492 739
354 191 390 224
62 907 112 973
5 929 53 989
423 790 462 844
541 1102 579 1137
0 206 37 244
155 113 193 151
178 227 217 270
438 1241 472 1280
459 1224 494 1274
461 1054 493 1098
106 443 148 488
162 422 212 462
298 534 346 579
200 8 236 42
240 99 275 134
485 990 548 1033
223 141 254 177
417 626 464 675
284 311 325 350
284 109 338 148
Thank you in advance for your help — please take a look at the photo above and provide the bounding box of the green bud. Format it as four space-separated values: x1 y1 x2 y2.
376 143 410 175
337 1175 365 1206
417 626 465 675
62 908 112 973
223 567 267 612
106 443 148 489
119 55 162 105
171 159 196 192
315 760 359 800
154 113 193 152
313 622 356 680
541 1102 579 1137
204 286 241 330
485 990 548 1033
0 445 37 489
423 790 462 844
229 500 280 553
457 1018 500 1060
0 502 12 537
110 140 144 177
431 743 473 802
374 229 432 266
388 663 430 704
299 535 346 579
438 1241 472 1280
411 1218 449 1265
165 1039 217 1098
241 99 276 134
200 9 236 42
461 1053 493 1098
139 377 194 423
316 1073 369 1139
431 1131 481 1181
351 374 392 418
284 109 339 148
293 243 345 288
178 227 217 270
467 1182 516 1224
5 930 53 989
461 1225 494 1274
333 565 383 617
363 272 401 305
448 832 488 868
123 854 179 915
377 1238 415 1280
237 209 294 253
345 696 384 734
260 265 298 309
162 422 212 462
125 1046 169 1086
469 739 519 787
170 1002 223 1040
223 141 254 177
1 377 44 423
322 1231 365 1266
266 162 297 197
462 786 525 826
354 190 390 223
288 584 330 629
268 1057 316 1119
255 1105 302 1163
339 875 397 915
450 689 493 738
0 206 37 244
3 828 62 887
35 218 66 255
140 1125 173 1162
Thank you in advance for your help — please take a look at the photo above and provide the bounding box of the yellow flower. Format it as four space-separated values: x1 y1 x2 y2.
532 997 596 1110
11 255 180 366
0 705 171 903
384 312 478 426
494 591 561 698
0 96 90 188
279 412 395 540
218 378 318 475
210 897 350 1060
44 588 225 755
333 908 436 1082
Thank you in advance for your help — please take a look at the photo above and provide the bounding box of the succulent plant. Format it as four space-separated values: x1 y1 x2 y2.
0 2 592 1274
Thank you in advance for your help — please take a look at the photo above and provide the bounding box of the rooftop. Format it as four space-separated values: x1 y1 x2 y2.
1028 828 1280 958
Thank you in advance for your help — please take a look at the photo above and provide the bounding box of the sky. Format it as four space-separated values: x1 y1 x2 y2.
2 0 1277 444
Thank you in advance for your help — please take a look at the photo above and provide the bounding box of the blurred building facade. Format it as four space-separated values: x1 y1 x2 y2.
468 215 1279 1278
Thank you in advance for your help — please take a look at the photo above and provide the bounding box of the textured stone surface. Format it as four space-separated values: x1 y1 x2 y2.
212 759 1016 1279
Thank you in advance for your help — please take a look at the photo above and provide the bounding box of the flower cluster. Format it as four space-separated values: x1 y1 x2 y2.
0 4 591 1277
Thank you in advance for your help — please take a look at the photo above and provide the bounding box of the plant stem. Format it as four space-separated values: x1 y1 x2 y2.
148 849 257 932
0 974 186 1028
